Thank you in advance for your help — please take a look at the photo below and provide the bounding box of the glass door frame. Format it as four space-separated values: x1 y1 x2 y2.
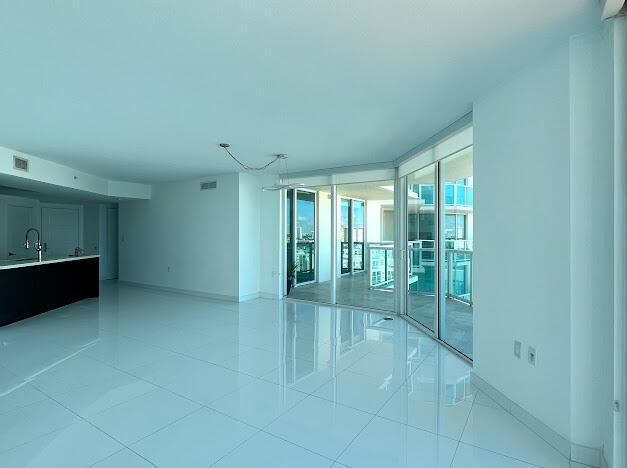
400 156 472 363
287 188 318 287
339 196 366 276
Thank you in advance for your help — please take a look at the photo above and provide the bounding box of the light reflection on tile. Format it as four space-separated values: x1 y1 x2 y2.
0 282 569 467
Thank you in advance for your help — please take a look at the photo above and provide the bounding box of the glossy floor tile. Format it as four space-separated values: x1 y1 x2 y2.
0 282 571 467
131 408 257 467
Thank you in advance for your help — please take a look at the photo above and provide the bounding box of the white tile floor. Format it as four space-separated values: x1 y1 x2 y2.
0 282 573 467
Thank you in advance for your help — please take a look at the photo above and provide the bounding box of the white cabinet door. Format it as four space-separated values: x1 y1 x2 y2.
41 207 80 258
7 204 36 260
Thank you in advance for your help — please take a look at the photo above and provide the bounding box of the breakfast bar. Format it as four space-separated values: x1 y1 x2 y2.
0 255 99 327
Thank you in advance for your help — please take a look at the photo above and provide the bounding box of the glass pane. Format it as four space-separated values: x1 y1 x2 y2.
440 148 473 358
445 184 455 205
407 164 437 332
286 190 294 294
352 200 365 271
420 184 434 205
336 181 395 312
296 190 315 284
288 187 333 303
340 198 351 274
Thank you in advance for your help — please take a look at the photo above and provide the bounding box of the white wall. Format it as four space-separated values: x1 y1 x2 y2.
0 146 151 199
473 46 572 439
238 173 261 299
474 27 617 463
119 173 240 300
258 175 282 299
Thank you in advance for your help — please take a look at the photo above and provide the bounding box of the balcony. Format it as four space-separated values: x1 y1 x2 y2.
369 241 473 306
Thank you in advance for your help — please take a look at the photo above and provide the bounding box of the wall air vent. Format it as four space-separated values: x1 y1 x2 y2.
200 180 217 191
13 156 29 172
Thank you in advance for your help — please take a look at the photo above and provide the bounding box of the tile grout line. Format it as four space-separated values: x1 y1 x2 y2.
448 386 478 467
32 389 160 467
330 350 428 465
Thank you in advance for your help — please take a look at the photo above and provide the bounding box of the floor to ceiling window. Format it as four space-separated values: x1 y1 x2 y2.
283 124 473 360
439 148 473 357
287 187 332 302
287 180 396 313
335 181 395 312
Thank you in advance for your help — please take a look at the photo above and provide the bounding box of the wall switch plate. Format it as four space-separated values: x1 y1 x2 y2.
514 340 521 358
528 346 536 366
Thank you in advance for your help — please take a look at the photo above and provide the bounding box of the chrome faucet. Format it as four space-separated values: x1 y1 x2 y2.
24 228 43 262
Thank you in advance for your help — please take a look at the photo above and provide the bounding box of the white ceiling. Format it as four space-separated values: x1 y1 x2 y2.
0 1 597 183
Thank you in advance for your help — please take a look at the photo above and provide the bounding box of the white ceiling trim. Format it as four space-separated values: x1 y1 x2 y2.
398 126 473 178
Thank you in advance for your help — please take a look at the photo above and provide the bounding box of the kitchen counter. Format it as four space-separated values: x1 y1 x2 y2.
0 255 99 327
0 255 100 270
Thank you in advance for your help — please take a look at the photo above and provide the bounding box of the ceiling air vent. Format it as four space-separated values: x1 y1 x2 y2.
200 180 217 191
13 156 29 172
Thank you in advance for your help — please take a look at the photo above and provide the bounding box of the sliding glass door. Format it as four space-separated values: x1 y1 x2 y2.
295 190 316 284
404 147 474 359
440 150 473 357
286 189 316 290
406 164 437 332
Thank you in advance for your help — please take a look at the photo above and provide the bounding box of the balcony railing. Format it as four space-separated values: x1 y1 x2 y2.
412 183 474 208
296 240 315 283
368 244 395 289
368 241 473 305
341 241 365 273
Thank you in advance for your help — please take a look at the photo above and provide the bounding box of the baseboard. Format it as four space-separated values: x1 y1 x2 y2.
259 292 282 300
601 450 610 468
571 443 603 467
471 372 573 460
471 372 607 467
238 292 260 302
119 280 240 303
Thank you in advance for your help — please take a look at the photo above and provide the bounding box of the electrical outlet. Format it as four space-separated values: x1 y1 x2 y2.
528 346 536 366
514 340 521 358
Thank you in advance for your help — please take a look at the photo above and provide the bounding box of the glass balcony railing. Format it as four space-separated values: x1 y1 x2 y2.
444 249 473 303
368 243 395 289
368 240 473 305
412 183 473 208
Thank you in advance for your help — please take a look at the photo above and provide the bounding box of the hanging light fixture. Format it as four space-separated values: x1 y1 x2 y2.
218 143 304 191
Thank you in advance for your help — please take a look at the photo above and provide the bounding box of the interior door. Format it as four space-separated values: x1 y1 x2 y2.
7 204 36 260
41 207 80 258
